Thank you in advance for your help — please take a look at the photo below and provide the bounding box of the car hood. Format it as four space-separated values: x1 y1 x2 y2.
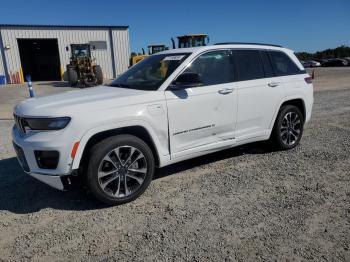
14 85 161 117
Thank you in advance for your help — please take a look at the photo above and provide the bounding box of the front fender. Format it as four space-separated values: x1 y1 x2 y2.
70 119 168 170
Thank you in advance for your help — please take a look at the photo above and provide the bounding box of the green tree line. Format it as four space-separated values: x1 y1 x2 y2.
296 45 350 60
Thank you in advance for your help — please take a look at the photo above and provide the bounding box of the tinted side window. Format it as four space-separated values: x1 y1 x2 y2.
269 51 301 76
232 50 265 81
260 51 275 78
183 50 233 86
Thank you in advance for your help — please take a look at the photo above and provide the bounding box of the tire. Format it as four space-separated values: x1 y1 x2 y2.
86 135 155 205
67 66 78 86
83 73 97 87
270 105 304 150
94 65 103 85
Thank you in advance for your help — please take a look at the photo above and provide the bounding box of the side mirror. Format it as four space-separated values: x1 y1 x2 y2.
66 46 69 51
170 72 202 89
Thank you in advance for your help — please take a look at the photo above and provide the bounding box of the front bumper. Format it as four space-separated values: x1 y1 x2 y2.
12 125 74 175
13 141 71 191
11 124 77 190
28 172 70 191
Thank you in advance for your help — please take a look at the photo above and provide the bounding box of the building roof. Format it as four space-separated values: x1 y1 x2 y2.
0 24 128 29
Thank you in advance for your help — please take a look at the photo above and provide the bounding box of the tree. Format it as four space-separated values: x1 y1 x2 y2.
295 45 350 60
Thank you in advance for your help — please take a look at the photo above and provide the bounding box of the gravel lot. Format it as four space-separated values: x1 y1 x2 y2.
0 68 349 261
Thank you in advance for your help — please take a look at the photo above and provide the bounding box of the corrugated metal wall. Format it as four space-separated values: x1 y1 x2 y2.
0 26 130 83
0 46 4 76
112 29 130 76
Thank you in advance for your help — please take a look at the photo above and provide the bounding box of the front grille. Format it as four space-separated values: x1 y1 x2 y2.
13 142 30 172
14 114 27 134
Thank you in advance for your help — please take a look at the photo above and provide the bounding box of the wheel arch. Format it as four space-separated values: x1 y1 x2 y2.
268 97 306 149
269 97 306 134
280 98 306 122
72 124 162 171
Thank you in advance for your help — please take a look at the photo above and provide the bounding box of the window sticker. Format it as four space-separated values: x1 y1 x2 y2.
163 55 185 61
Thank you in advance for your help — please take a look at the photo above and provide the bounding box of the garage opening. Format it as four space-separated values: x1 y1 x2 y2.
17 39 61 81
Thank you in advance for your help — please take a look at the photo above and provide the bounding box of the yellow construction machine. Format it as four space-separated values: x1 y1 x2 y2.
171 34 209 49
129 34 209 67
129 48 147 67
66 44 103 87
130 44 168 66
147 44 168 55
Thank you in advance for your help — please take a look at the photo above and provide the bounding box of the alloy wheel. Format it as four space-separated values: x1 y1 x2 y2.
280 112 301 146
97 146 147 198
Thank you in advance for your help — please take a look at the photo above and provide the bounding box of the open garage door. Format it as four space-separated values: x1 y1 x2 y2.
18 39 61 81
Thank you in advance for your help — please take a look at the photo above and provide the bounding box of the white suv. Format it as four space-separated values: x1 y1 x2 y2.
12 43 313 205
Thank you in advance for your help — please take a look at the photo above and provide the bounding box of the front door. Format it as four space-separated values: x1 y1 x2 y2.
165 50 237 157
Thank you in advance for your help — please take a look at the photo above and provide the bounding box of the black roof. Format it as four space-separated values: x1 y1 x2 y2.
215 42 282 48
0 24 128 29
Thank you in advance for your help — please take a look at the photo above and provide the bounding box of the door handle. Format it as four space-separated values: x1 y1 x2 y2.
268 82 279 87
218 88 234 95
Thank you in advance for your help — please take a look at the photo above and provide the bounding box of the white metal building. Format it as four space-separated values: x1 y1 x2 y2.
0 24 130 84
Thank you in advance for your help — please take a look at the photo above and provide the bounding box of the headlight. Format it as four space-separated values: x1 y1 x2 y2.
25 117 71 130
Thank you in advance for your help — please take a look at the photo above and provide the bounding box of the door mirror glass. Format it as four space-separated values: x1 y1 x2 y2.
171 72 202 89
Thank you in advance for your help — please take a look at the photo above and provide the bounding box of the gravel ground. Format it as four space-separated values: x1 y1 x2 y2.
0 69 349 261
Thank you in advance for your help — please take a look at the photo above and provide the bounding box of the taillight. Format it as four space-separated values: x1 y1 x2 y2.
304 76 312 84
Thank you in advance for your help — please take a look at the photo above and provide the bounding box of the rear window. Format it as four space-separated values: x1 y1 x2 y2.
268 51 302 76
232 50 265 81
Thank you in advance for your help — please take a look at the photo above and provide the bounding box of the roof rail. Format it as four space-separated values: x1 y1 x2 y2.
214 42 282 48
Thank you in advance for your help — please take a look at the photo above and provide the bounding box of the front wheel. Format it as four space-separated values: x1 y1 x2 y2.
86 135 155 205
270 105 304 150
67 66 78 86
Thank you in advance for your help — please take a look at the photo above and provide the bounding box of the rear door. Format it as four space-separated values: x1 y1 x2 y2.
165 50 237 156
233 49 285 139
268 50 307 98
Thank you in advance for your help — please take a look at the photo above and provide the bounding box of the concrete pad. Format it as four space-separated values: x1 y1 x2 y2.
0 81 75 119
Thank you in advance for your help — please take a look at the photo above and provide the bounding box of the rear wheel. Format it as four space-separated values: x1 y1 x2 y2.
86 135 155 205
67 66 78 86
94 65 103 85
270 105 304 150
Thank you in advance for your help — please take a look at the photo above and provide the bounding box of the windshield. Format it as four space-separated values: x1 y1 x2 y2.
179 37 206 48
73 46 89 57
149 46 166 54
193 37 206 47
111 53 190 91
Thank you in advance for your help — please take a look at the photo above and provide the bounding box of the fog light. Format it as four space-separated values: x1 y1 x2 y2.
34 150 59 169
